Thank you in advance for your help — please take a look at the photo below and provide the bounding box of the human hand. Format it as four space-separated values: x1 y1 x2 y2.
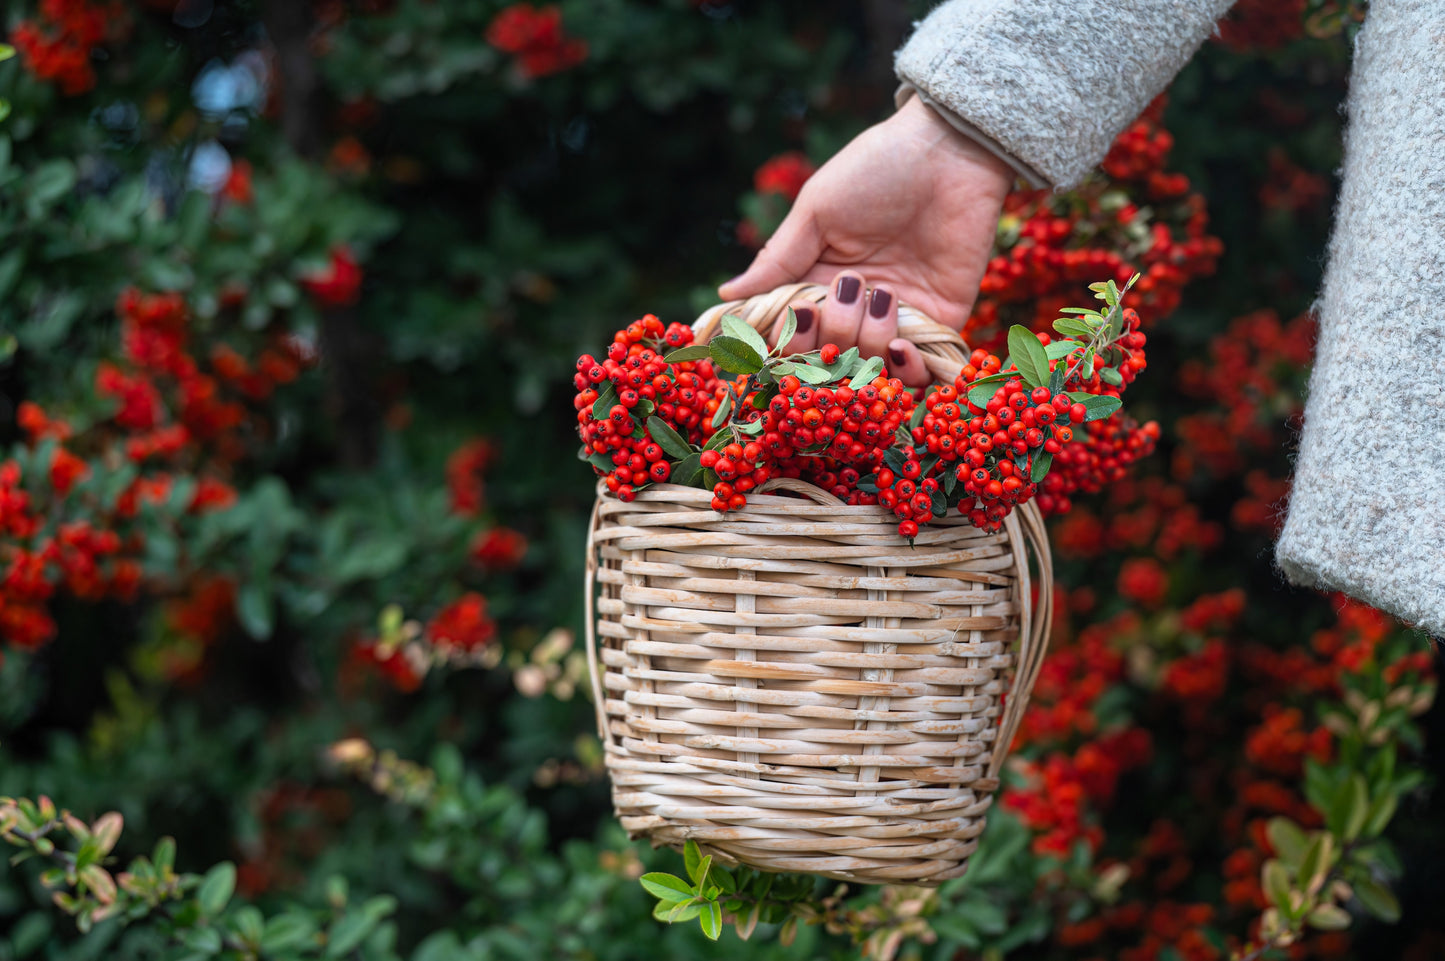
718 96 1014 384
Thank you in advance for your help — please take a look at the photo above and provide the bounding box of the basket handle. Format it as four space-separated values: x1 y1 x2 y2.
987 500 1055 779
693 282 969 385
583 495 613 745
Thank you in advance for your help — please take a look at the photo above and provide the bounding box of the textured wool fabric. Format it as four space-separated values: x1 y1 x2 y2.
893 0 1234 188
1274 0 1445 637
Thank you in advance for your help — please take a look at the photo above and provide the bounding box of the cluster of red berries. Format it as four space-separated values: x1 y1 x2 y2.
701 374 917 514
10 0 125 96
300 246 364 309
485 3 588 79
576 287 1153 539
0 286 315 659
963 97 1220 356
573 315 724 502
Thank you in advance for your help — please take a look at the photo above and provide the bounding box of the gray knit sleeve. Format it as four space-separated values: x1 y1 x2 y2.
1274 0 1445 636
894 0 1235 188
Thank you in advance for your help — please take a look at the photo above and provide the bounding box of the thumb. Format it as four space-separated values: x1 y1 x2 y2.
717 211 824 302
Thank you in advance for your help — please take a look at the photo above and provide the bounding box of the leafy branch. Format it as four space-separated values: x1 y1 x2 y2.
0 794 397 957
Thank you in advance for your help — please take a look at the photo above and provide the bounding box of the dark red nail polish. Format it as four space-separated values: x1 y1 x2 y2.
792 305 815 333
888 347 906 368
835 275 861 304
869 288 893 318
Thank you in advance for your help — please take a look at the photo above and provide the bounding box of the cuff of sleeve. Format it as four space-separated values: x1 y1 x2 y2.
895 82 1049 190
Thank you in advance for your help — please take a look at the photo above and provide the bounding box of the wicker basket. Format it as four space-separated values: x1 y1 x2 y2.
584 284 1054 886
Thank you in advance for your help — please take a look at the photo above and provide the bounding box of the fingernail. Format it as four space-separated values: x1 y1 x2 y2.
835 275 861 305
721 274 745 293
888 347 906 368
792 305 815 333
869 288 893 319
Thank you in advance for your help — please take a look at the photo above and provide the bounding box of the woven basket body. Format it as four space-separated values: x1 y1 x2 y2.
583 284 1053 886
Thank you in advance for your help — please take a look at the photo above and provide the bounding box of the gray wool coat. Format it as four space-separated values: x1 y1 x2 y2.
895 0 1445 637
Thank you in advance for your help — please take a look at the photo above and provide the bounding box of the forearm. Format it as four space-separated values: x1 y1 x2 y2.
894 0 1235 188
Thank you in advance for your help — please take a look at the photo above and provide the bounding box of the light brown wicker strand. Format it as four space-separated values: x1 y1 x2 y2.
580 285 1054 885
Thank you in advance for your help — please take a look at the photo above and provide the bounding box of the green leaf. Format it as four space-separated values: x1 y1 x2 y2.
672 452 704 488
0 44 15 62
683 841 703 885
776 309 798 352
1307 903 1352 931
711 868 737 896
699 901 723 941
1078 395 1122 422
1267 818 1309 867
969 382 1000 408
721 315 769 360
1099 367 1124 386
1008 325 1049 388
1048 364 1065 394
1331 774 1369 842
1299 834 1333 894
1030 452 1053 483
1363 790 1399 838
709 336 764 376
583 450 614 474
849 356 884 389
1106 302 1125 339
26 159 76 207
710 390 733 428
1353 875 1401 922
1262 859 1292 908
932 915 981 949
646 417 694 459
233 906 265 944
1081 345 1096 379
690 854 713 887
197 862 237 917
261 914 317 952
236 582 274 640
591 382 619 421
664 345 712 363
1052 318 1096 338
326 913 378 957
181 928 223 954
956 898 1008 935
793 362 833 385
640 873 694 903
153 837 176 875
1058 307 1103 318
660 900 701 923
1044 341 1076 360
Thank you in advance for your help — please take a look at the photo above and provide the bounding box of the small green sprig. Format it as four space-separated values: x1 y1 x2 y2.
640 839 818 942
0 794 396 956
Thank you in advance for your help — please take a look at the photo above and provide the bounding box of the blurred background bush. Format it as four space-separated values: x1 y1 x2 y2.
0 1 1440 959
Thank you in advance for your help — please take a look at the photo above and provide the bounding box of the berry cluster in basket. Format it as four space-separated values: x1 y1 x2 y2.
572 277 1154 538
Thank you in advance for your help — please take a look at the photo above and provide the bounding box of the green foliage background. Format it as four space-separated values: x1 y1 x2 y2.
0 2 1441 960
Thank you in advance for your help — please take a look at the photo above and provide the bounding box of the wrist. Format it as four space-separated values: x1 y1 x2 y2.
892 89 1037 193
